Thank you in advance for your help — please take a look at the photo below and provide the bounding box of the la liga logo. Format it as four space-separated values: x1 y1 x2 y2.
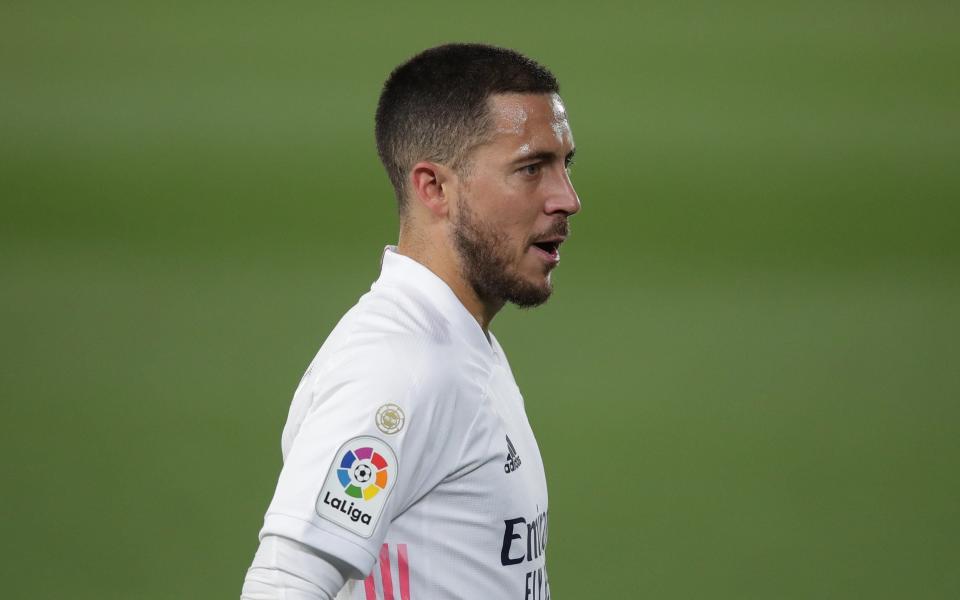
337 445 390 500
317 436 397 538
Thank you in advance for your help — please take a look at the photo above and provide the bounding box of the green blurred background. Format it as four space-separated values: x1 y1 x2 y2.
2 1 958 597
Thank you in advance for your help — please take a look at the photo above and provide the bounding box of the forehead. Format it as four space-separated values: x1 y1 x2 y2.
483 92 573 156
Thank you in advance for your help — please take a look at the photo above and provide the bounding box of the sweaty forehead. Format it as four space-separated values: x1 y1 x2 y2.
487 93 572 149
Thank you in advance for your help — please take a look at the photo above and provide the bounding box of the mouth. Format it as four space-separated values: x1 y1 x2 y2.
530 238 563 263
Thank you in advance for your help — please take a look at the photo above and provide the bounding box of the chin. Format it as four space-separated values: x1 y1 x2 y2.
506 276 553 308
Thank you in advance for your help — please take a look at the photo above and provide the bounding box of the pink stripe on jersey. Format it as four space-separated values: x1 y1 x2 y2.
379 544 395 600
397 544 410 600
364 573 376 600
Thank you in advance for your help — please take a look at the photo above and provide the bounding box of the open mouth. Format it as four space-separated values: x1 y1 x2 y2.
531 240 561 261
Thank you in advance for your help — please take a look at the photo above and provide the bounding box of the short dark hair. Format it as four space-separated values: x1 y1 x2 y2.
375 43 560 212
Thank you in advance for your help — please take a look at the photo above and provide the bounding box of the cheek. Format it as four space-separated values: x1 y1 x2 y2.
469 183 541 245
494 189 542 225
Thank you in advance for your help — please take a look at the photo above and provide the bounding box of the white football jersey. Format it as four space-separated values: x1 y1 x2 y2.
259 247 551 600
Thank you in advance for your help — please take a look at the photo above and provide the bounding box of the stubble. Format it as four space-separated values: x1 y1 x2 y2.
451 197 555 308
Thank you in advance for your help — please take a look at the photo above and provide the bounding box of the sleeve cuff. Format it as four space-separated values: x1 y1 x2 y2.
260 513 378 577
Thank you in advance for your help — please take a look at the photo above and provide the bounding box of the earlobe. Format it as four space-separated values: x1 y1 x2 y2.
409 161 449 218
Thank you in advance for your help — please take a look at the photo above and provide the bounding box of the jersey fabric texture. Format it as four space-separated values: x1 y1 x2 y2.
257 247 551 599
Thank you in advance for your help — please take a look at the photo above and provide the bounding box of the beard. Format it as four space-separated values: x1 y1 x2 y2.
452 198 565 308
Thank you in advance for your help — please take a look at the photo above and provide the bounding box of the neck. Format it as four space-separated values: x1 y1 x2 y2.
396 230 502 334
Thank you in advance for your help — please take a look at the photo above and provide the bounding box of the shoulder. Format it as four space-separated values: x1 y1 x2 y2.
301 286 489 415
348 280 458 346
329 280 487 368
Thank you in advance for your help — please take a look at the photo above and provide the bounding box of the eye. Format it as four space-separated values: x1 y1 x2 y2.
520 163 541 176
564 157 575 172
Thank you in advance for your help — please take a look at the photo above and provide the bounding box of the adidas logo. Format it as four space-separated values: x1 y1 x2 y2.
503 435 522 473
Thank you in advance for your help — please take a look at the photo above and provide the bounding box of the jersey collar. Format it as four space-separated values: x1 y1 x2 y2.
377 246 495 355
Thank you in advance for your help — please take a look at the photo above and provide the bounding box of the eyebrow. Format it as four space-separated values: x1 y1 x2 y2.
512 148 576 165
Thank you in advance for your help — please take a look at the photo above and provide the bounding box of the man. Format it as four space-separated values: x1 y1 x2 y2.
242 43 580 599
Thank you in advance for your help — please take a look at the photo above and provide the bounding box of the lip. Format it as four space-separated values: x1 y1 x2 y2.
529 240 562 265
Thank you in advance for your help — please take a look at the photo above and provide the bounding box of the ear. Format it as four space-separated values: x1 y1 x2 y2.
408 161 453 218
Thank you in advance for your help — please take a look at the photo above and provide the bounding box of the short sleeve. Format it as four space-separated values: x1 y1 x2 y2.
259 336 480 577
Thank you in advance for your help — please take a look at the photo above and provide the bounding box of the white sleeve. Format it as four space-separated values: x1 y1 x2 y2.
241 535 351 600
258 338 480 577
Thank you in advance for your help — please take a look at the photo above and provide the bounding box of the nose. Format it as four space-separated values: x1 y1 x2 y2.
544 168 581 217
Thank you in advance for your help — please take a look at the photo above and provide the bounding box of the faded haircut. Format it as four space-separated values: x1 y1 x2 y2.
375 43 559 213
